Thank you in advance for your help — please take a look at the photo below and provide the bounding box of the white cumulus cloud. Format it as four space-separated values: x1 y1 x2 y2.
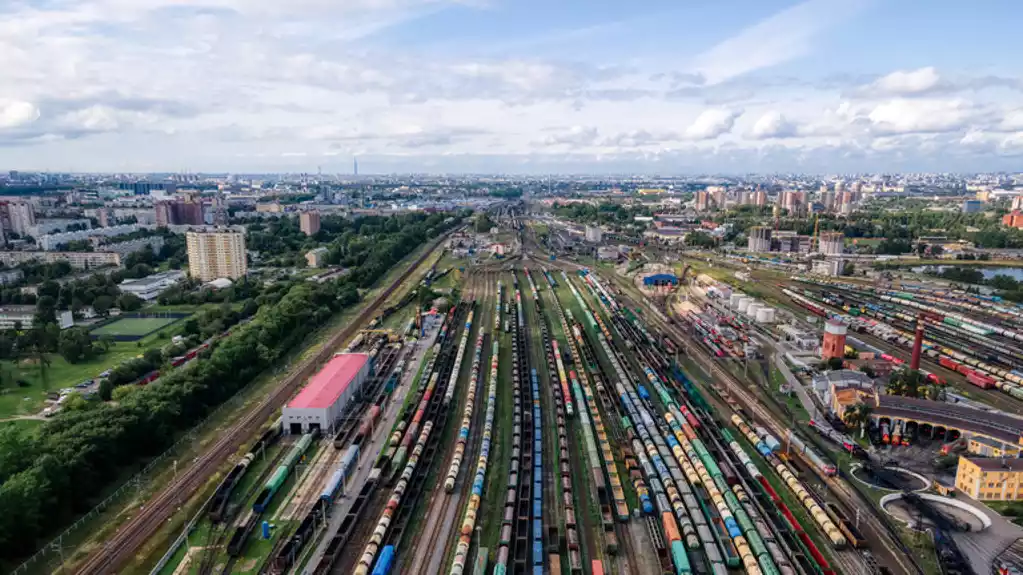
749 111 797 139
871 67 942 95
685 108 741 140
0 100 40 129
868 98 978 134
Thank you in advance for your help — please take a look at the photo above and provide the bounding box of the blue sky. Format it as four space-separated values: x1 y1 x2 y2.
0 0 1021 173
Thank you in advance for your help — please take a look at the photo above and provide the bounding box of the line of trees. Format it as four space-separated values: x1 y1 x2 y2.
0 211 461 560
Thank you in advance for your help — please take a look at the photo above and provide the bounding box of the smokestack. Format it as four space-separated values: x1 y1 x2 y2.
911 313 924 370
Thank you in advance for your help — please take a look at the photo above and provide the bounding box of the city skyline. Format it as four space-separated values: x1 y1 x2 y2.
1 0 1022 173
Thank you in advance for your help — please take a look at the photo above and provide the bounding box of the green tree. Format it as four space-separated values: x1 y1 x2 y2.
117 293 144 311
826 357 844 370
98 378 113 401
842 403 873 438
92 295 114 316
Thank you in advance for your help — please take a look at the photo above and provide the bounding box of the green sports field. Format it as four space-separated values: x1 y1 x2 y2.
90 316 180 337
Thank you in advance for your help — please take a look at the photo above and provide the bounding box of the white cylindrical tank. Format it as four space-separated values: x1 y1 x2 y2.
730 293 744 308
756 307 775 323
747 302 762 317
737 297 753 313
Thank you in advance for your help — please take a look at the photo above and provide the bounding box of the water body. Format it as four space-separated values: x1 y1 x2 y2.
912 265 1023 281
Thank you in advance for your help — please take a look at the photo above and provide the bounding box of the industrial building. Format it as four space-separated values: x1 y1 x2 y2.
282 353 371 434
955 457 1023 500
0 306 74 330
118 270 186 300
584 226 603 243
747 226 772 252
186 229 248 282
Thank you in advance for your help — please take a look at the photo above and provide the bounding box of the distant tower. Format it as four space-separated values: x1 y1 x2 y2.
354 157 359 176
821 320 847 361
911 314 925 370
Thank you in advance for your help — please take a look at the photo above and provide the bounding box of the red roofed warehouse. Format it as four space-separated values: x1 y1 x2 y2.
283 353 370 434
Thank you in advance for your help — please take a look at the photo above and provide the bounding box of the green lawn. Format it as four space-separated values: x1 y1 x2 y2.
90 316 181 337
0 328 179 419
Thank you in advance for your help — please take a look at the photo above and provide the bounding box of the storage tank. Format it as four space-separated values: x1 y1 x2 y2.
746 303 762 318
756 307 775 323
737 297 753 313
728 293 742 308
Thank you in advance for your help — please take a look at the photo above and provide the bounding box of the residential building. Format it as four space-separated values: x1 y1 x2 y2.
155 196 204 226
0 251 121 269
118 270 186 300
962 199 983 214
1 201 36 236
256 202 284 213
747 226 772 252
306 247 329 268
695 191 711 211
1003 211 1023 229
711 189 726 209
29 218 91 237
102 236 165 256
300 211 321 236
0 269 24 286
753 190 767 206
186 229 247 282
97 208 112 227
36 223 149 251
819 231 844 255
0 306 74 330
955 457 1023 500
1012 196 1023 211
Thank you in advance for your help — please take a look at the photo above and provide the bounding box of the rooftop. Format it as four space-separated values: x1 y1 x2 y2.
815 369 874 389
288 353 369 410
962 456 1023 472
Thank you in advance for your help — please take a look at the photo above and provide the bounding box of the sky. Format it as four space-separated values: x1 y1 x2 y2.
1 0 1022 174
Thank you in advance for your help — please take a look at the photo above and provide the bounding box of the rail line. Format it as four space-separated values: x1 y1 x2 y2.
72 232 453 575
594 270 921 575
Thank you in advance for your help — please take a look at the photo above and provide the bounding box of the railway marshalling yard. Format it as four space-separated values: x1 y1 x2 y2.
84 216 1015 575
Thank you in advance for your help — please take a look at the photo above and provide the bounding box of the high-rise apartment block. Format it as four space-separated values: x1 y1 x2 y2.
156 195 204 226
819 231 845 255
186 229 247 282
747 227 772 252
695 191 711 211
0 201 36 237
300 211 321 236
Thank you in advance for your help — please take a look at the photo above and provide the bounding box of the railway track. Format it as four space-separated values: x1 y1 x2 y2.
73 233 452 575
407 271 494 575
601 275 918 575
335 301 471 574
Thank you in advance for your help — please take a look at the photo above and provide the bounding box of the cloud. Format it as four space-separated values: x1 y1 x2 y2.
692 0 871 84
0 100 40 129
867 98 980 134
871 67 942 95
685 109 741 140
748 111 797 139
542 126 600 146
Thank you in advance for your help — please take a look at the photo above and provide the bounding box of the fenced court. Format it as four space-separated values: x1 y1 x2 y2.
88 312 191 341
